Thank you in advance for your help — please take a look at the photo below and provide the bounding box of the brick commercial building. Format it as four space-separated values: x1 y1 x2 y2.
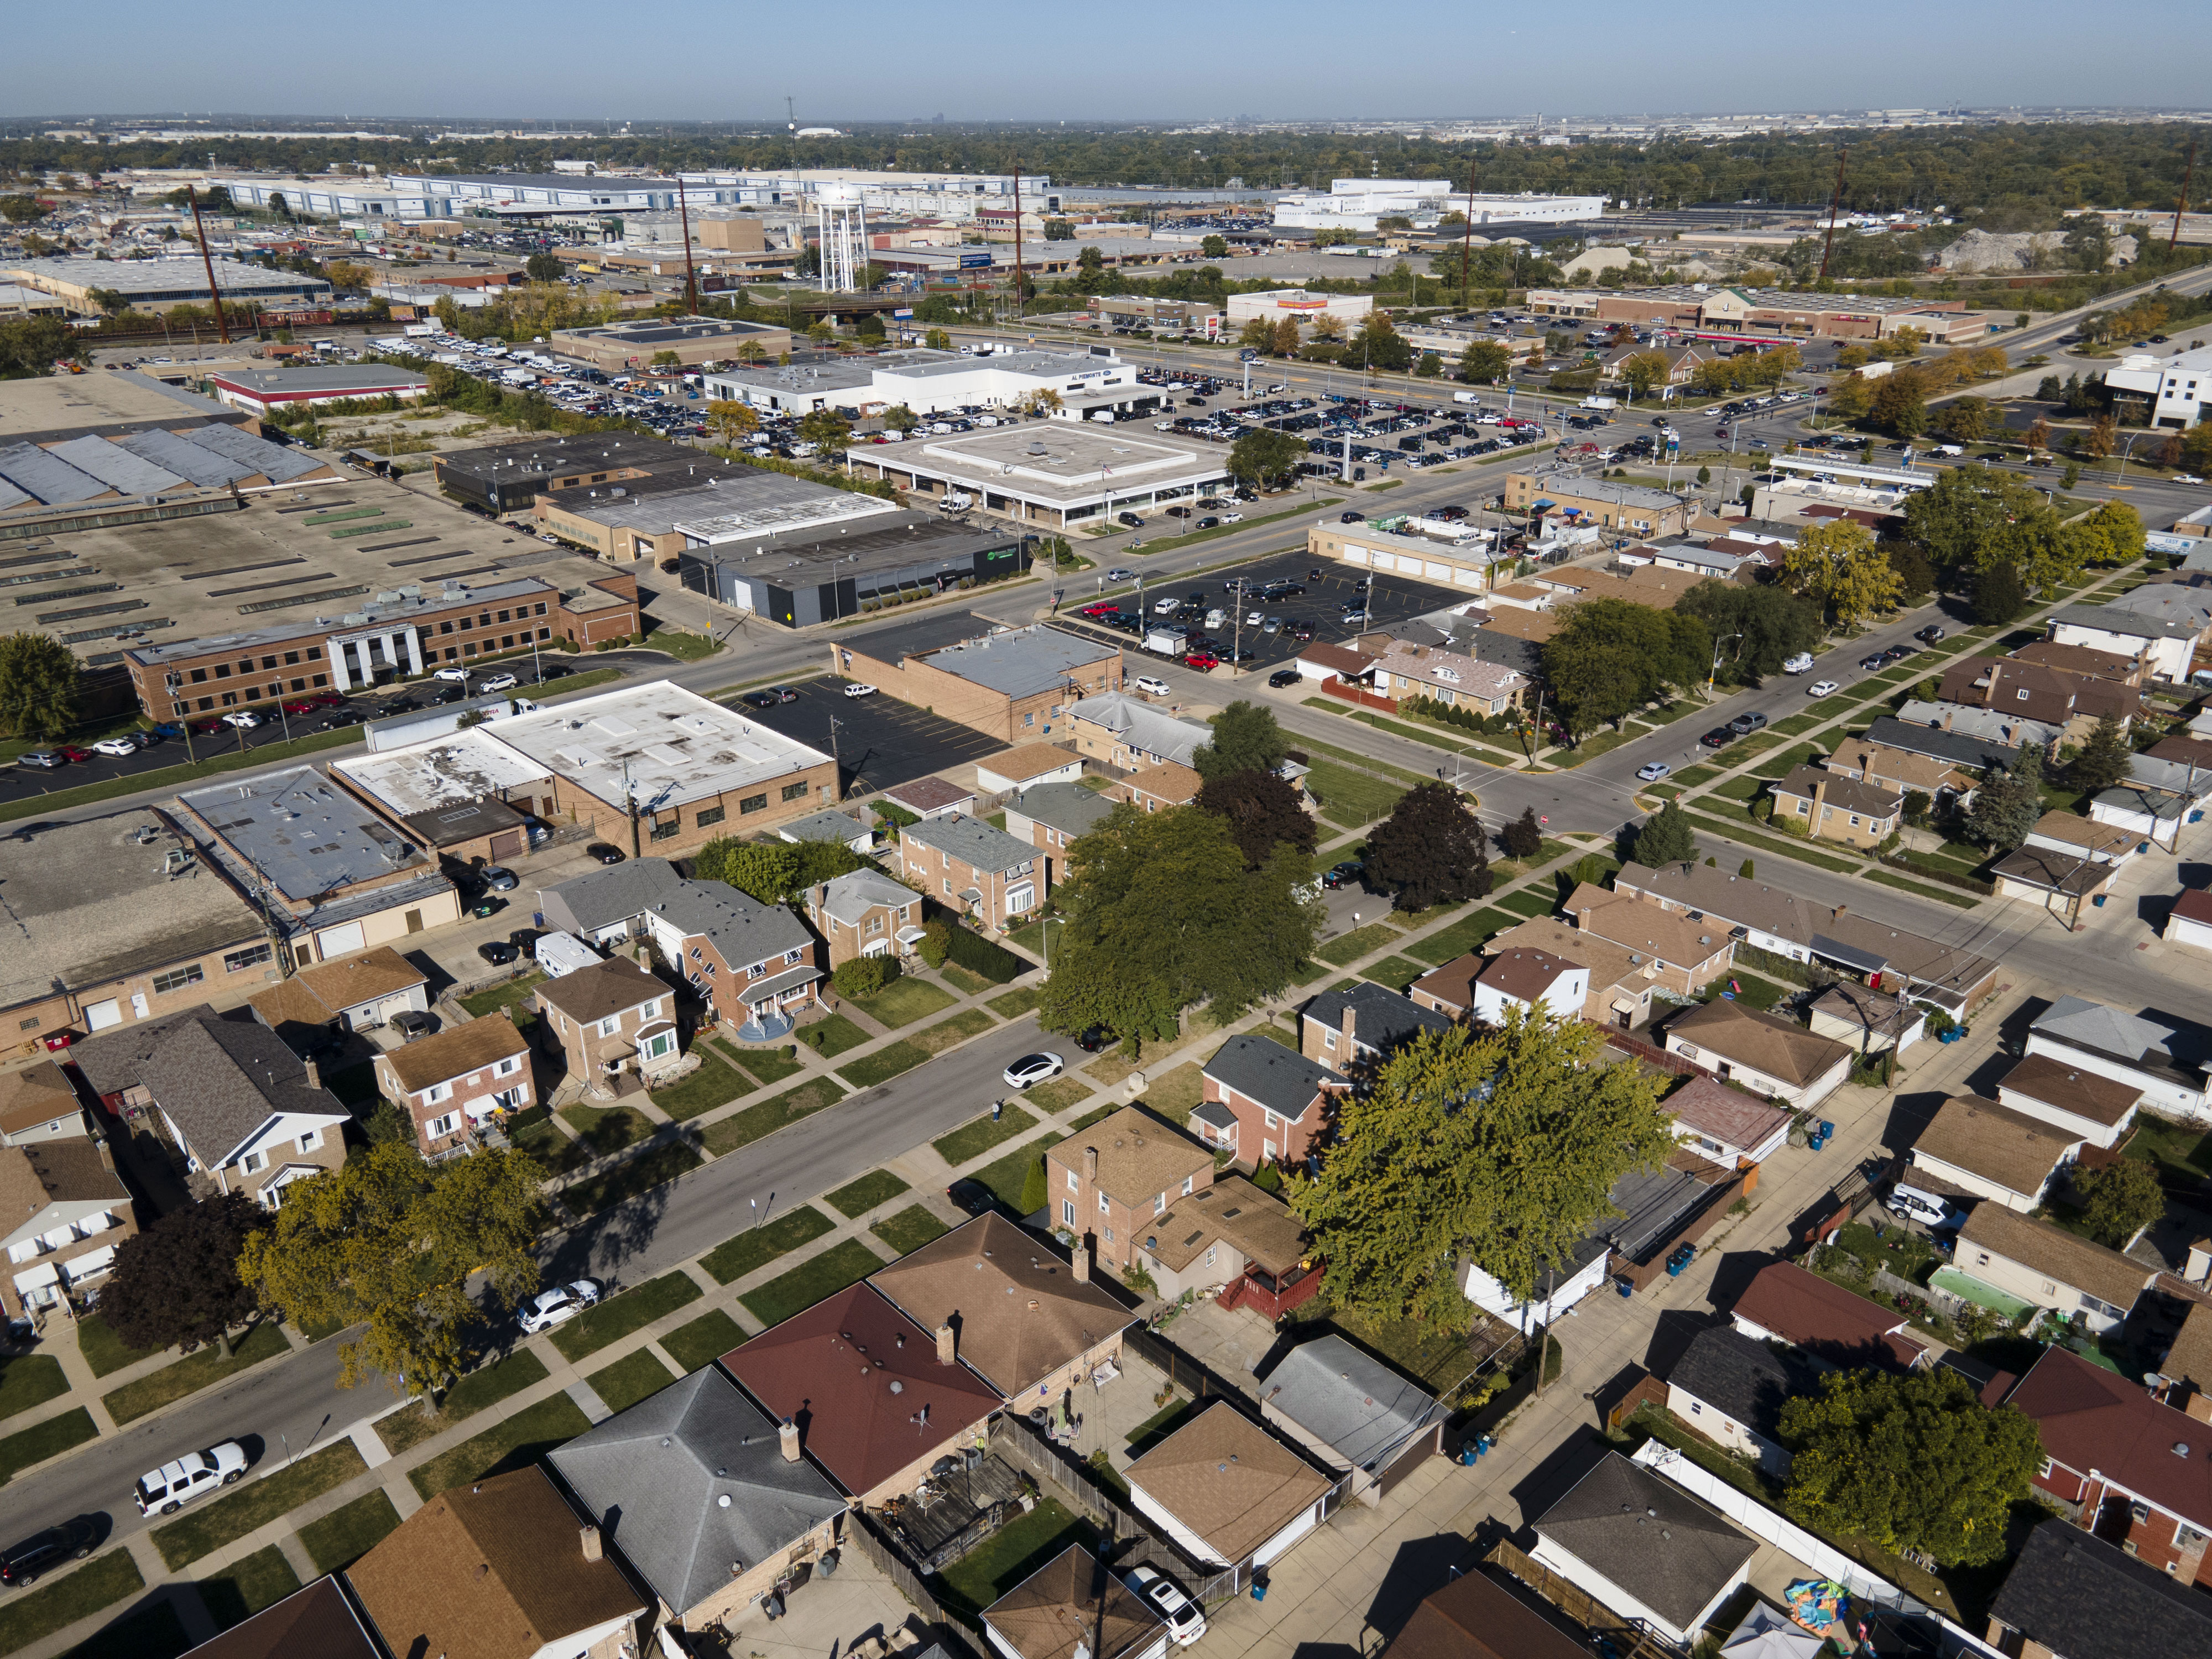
431 434 704 518
835 620 1122 744
206 364 432 416
1502 473 1693 539
1044 1106 1215 1276
372 1012 532 1158
549 314 792 372
896 815 1045 930
1522 283 1992 345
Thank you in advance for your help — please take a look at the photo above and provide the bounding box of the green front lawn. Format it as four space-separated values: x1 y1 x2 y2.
297 1488 402 1575
798 1014 870 1058
826 1169 912 1218
409 1392 594 1501
377 1348 551 1457
1319 922 1399 966
73 1316 156 1379
726 1043 805 1087
933 1103 1039 1166
102 1321 290 1426
969 1134 1065 1212
739 1238 888 1328
848 977 959 1030
1407 907 1515 965
0 1355 69 1423
557 1104 655 1163
836 1009 994 1089
559 1139 705 1216
0 1551 144 1658
700 1077 844 1157
197 1545 302 1632
987 986 1043 1021
586 1348 677 1413
648 1051 751 1121
1361 953 1431 993
661 1308 747 1373
1023 1077 1091 1115
548 1272 703 1364
700 1205 836 1286
643 625 722 661
930 1499 1100 1621
0 1407 98 1484
1496 887 1554 917
2124 1116 2212 1182
941 962 995 995
1305 759 1405 828
152 1441 367 1571
871 1206 950 1255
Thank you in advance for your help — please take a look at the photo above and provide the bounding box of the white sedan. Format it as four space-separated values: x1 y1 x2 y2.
842 682 878 698
517 1279 602 1334
1808 680 1840 698
1126 1567 1207 1648
92 737 140 758
221 711 260 729
1635 761 1671 783
1002 1052 1065 1090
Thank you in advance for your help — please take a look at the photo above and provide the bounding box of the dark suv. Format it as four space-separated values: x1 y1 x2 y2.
0 1520 96 1588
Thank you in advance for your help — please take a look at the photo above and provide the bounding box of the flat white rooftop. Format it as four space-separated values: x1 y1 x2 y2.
892 425 1227 508
671 488 904 547
487 680 832 811
330 727 554 820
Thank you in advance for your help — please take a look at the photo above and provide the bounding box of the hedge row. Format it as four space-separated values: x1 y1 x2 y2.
945 924 1025 985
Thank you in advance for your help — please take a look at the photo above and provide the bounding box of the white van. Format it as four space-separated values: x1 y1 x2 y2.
1886 1182 1965 1232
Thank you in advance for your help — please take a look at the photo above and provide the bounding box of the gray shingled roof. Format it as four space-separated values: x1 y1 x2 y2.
651 880 813 971
1203 1033 1340 1121
548 1367 844 1618
79 1006 346 1165
1665 1325 1812 1446
2049 600 2204 641
1987 1519 2212 1659
1300 982 1454 1057
1010 781 1115 839
816 867 919 928
901 815 1035 875
1533 1453 1756 1632
1261 1335 1441 1472
537 858 687 937
1861 714 2026 775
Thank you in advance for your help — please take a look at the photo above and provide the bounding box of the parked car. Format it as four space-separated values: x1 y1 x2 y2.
740 690 780 709
1699 726 1736 749
149 723 186 740
134 1442 248 1516
842 682 878 698
1126 1566 1207 1649
221 711 260 729
1913 625 1947 644
434 666 471 682
1886 1183 1964 1233
390 1010 434 1039
518 1280 603 1334
476 672 518 694
1133 674 1172 697
1808 679 1840 697
946 1178 995 1217
1268 667 1302 688
1002 1052 1065 1089
477 940 519 966
1075 1025 1114 1053
768 686 800 703
1635 761 1671 783
1728 711 1768 736
282 699 320 716
1781 652 1815 675
91 737 138 759
0 1520 96 1587
320 709 366 729
482 866 519 891
1323 859 1364 890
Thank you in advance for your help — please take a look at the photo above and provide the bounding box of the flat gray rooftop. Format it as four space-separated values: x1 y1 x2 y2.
210 364 431 397
921 625 1117 696
333 726 554 818
0 369 238 445
0 808 265 1010
176 766 427 903
3 257 332 297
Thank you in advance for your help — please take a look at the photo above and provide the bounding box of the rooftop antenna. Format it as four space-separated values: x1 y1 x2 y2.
2173 135 2198 253
1817 149 1849 284
185 185 232 345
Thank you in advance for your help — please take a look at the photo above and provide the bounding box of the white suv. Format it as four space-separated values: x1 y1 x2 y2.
1133 674 1172 697
135 1442 248 1515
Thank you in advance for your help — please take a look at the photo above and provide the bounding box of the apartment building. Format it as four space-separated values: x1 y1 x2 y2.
533 957 681 1088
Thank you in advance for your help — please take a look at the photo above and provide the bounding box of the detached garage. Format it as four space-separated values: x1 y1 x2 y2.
1125 1402 1334 1572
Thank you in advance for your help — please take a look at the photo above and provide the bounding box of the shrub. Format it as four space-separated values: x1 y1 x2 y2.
832 956 900 999
917 921 952 968
1018 1156 1048 1214
943 922 1024 984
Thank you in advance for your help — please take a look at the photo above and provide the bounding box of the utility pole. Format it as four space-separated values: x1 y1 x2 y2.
1013 161 1024 325
676 174 699 315
826 713 844 800
186 185 232 345
1460 160 1479 312
2173 135 2198 253
1817 150 1849 285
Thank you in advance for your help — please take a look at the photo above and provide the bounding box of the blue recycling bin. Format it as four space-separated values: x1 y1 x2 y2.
1251 1580 1268 1602
1819 1121 1834 1139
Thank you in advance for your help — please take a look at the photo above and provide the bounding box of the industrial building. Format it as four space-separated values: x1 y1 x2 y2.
847 422 1228 530
210 175 450 220
432 433 703 517
833 617 1121 743
700 347 1145 419
0 257 333 317
0 368 252 450
206 363 432 415
1272 181 1604 232
547 314 792 371
1524 283 1994 345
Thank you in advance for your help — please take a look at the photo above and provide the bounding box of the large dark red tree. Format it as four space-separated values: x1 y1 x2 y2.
1366 783 1491 912
1196 769 1317 868
100 1191 268 1359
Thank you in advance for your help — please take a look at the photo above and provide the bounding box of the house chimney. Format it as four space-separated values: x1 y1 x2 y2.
1342 1003 1357 1052
580 1524 602 1562
303 1057 321 1091
778 1418 801 1462
1083 1145 1098 1182
935 1322 956 1365
1811 777 1827 830
1072 1241 1090 1284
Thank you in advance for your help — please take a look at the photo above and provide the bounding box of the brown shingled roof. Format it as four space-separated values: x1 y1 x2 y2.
1771 764 1903 821
1122 760 1202 806
289 945 426 1014
379 1014 530 1096
0 1060 82 1139
1959 1205 2151 1311
1052 1107 1213 1209
1730 1261 1922 1371
867 1213 1132 1399
1664 999 1851 1088
1123 1403 1330 1564
1565 883 1729 970
533 956 670 1025
1475 947 1583 1006
1409 952 1483 1015
345 1466 643 1659
1999 1053 2143 1129
984 1546 1164 1659
1380 1572 1588 1659
1912 1095 2080 1198
1140 1176 1308 1277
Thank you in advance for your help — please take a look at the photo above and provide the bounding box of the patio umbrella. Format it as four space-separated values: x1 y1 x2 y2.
1721 1602 1827 1659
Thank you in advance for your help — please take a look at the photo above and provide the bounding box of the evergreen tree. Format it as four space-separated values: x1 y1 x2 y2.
2070 711 2132 795
1630 800 1698 867
1972 561 2027 625
1964 744 2044 850
1499 806 1543 860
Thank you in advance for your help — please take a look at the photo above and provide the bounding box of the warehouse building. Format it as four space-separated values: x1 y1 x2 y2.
700 347 1141 420
0 368 249 450
207 364 432 415
847 422 1228 530
432 434 702 517
531 463 870 565
1273 180 1604 232
548 314 791 371
0 257 333 317
1524 283 1992 345
833 618 1121 743
211 175 449 220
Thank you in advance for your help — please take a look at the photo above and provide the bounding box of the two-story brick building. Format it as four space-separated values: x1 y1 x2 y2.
897 816 1044 930
1193 1033 1344 1172
640 879 822 1040
372 1013 532 1158
835 621 1122 745
1298 982 1455 1073
1001 781 1115 884
1045 1107 1215 1276
533 957 682 1089
806 868 927 967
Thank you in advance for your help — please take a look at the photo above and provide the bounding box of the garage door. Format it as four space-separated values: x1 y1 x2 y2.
84 999 122 1032
316 921 366 959
489 830 525 860
1254 1500 1322 1566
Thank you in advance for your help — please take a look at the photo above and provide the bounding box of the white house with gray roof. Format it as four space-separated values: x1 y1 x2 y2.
2025 995 2210 1124
1259 1334 1445 1505
2088 752 2212 852
2048 596 2209 685
898 816 1042 930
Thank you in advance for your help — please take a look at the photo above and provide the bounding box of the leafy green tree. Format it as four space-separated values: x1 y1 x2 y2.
238 1142 547 1397
832 954 900 999
0 195 50 224
0 316 81 377
1964 743 2044 850
1288 1013 1676 1325
1972 560 2027 625
1348 314 1413 372
1458 341 1511 384
1631 800 1698 867
1782 519 1903 629
1618 351 1673 400
1888 541 1936 604
1193 701 1288 781
1499 805 1542 860
525 251 566 282
1237 317 1275 353
883 403 920 435
1871 369 1928 437
1365 783 1491 912
1905 465 2066 583
1201 235 1228 258
2075 1157 2166 1246
1225 427 1305 490
2060 499 2146 571
1039 804 1319 1054
2070 711 2132 795
0 632 80 740
101 1192 267 1359
797 408 852 452
1044 218 1075 241
1780 1368 2041 1567
1415 351 1443 379
924 327 951 351
1540 598 1709 739
1675 581 1823 681
1194 768 1314 867
693 837 798 902
1936 395 1992 444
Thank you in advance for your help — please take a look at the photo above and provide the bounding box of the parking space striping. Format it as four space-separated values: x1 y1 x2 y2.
730 680 1004 797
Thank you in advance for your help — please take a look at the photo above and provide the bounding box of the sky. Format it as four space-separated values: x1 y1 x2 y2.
3 0 2209 124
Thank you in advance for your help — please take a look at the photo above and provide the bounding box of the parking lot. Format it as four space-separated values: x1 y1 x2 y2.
722 678 1009 797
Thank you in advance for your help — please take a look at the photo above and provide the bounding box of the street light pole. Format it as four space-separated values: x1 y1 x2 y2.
1707 630 1744 695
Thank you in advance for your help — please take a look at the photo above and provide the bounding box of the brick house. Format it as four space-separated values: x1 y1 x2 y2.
71 1006 351 1209
1194 1032 1344 1171
1562 882 1735 997
639 879 821 1039
372 1013 531 1159
1298 982 1455 1072
1002 781 1115 884
1769 766 1903 851
805 868 926 967
897 816 1044 930
2 1135 136 1318
2010 1344 2212 1588
1045 1107 1215 1275
1984 1521 2212 1659
1107 761 1202 813
533 957 681 1088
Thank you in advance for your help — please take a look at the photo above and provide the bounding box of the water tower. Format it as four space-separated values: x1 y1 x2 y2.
815 181 869 293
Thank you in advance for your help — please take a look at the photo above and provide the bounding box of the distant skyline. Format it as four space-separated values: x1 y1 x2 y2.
3 0 2209 126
